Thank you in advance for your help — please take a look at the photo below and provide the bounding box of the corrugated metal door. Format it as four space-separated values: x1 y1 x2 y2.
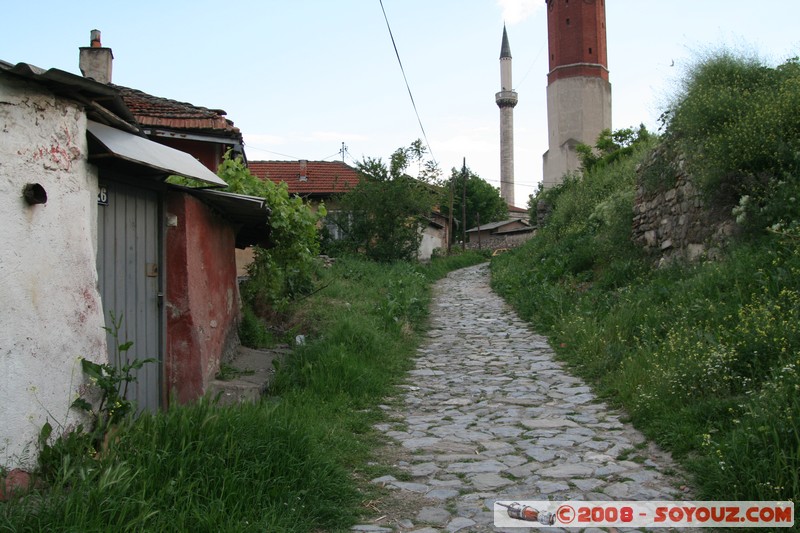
96 180 162 413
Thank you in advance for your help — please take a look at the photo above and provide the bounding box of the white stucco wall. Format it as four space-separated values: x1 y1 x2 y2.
543 76 612 189
418 226 444 262
0 75 107 468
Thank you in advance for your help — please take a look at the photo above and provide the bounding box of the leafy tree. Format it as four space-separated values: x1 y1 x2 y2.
576 125 652 172
442 165 508 240
333 140 441 262
170 152 324 311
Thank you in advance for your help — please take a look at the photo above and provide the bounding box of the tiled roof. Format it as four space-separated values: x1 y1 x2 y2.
466 219 530 233
248 160 360 196
115 85 240 135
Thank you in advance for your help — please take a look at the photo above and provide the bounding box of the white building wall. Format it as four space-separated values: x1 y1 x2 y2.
499 105 516 206
0 76 107 467
542 76 612 189
418 226 444 261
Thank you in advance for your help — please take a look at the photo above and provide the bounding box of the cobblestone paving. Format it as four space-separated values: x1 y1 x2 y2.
353 264 689 532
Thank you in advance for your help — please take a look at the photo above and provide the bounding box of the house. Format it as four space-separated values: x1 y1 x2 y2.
249 159 357 235
115 85 245 172
465 218 534 250
77 28 245 172
0 39 269 466
419 210 450 261
1 61 118 467
507 203 530 222
0 61 233 465
249 160 449 260
78 31 270 406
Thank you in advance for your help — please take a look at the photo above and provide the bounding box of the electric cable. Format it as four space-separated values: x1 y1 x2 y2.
378 0 438 166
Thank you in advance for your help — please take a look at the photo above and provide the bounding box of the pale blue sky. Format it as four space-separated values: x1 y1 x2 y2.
2 1 799 204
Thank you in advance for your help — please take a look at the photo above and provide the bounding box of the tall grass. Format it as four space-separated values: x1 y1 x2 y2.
491 50 800 515
495 207 800 506
1 252 487 532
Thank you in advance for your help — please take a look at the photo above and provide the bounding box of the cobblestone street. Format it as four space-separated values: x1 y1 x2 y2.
355 263 688 532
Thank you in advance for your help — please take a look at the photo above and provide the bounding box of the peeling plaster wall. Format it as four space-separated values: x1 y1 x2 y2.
165 192 240 404
418 226 445 261
0 76 107 467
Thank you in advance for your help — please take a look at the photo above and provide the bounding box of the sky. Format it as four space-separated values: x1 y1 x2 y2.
2 1 800 206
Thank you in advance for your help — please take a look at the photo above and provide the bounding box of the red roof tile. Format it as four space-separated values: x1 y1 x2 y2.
115 85 240 135
248 160 360 196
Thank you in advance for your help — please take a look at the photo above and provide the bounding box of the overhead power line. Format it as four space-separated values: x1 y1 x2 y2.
378 0 437 166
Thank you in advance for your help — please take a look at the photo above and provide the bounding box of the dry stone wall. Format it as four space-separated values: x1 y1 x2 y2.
632 156 739 264
464 231 534 251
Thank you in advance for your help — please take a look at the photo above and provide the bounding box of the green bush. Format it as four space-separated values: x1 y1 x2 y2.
493 64 800 506
172 152 324 313
493 164 800 507
333 141 442 262
665 52 800 232
238 303 274 348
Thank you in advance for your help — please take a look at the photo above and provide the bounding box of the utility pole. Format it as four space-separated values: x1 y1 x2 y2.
461 158 467 250
477 212 482 250
447 175 454 255
341 142 347 162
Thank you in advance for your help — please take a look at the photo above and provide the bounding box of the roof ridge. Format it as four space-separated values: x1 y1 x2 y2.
114 84 227 116
249 159 352 164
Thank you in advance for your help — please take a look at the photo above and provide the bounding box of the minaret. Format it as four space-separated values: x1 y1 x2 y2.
496 25 518 206
542 0 611 189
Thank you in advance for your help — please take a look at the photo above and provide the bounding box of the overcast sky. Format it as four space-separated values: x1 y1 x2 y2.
3 1 799 205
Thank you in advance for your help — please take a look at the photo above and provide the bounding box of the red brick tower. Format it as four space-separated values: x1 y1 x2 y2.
542 0 612 188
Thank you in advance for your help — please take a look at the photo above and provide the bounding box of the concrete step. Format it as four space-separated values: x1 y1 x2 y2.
207 344 291 406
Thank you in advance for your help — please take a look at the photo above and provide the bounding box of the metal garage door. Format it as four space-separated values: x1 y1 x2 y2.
96 180 162 413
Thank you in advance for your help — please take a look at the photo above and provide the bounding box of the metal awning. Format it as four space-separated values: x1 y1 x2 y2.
87 120 227 187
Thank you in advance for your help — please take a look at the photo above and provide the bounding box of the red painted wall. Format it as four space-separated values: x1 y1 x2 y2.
165 192 240 404
155 138 225 172
547 0 608 83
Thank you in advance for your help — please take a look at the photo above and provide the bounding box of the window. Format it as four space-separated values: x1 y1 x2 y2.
323 210 351 241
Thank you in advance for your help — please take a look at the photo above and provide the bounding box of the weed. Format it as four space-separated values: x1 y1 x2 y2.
70 312 156 448
215 363 255 381
4 252 489 531
238 303 274 348
616 448 635 461
492 52 800 508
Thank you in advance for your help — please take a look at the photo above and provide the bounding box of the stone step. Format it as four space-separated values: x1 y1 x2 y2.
207 344 291 406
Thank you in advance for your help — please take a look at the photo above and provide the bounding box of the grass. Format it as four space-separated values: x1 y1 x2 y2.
491 51 800 525
215 363 256 381
494 195 800 509
0 251 488 532
492 109 798 533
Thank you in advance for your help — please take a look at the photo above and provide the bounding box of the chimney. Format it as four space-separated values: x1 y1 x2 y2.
299 160 308 182
79 29 113 84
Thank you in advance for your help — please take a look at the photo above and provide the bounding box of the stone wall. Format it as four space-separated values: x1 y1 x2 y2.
465 231 534 251
632 157 739 263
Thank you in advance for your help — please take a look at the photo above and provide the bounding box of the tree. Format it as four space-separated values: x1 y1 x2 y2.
333 140 442 262
170 152 324 311
442 165 508 241
576 125 652 172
